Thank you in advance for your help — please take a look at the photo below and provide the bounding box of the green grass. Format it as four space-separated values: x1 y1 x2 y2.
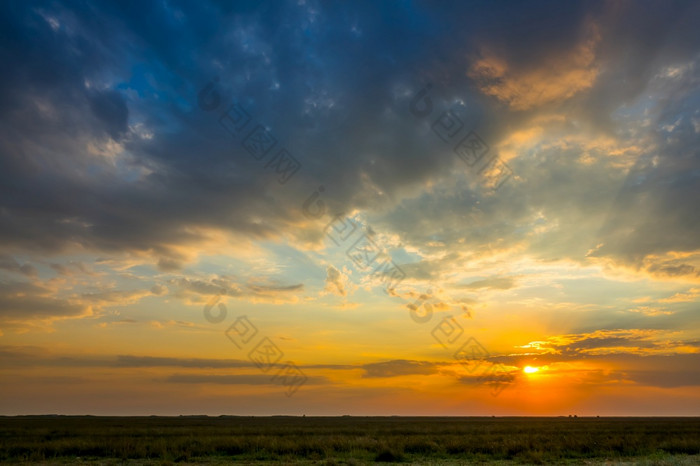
0 416 698 464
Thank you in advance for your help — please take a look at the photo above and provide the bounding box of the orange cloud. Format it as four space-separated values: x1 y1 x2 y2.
659 287 700 303
468 22 601 110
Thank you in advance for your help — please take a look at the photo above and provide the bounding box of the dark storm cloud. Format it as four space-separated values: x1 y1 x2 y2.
0 0 698 280
88 89 129 140
0 1 584 258
0 0 289 261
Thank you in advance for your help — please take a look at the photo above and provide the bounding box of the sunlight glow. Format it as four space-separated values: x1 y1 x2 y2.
523 366 539 374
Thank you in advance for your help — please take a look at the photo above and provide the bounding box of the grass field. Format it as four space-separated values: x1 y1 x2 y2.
0 416 699 464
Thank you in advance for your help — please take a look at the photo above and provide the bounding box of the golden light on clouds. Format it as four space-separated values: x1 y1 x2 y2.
468 22 601 110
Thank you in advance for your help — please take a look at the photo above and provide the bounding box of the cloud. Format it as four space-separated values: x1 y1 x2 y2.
114 356 254 369
323 265 353 297
80 288 154 306
362 360 438 378
0 255 37 277
150 284 168 296
517 329 699 358
0 348 354 372
0 281 90 323
0 350 255 369
16 376 90 385
461 276 517 290
0 0 697 289
468 21 601 110
171 277 303 303
626 367 700 389
49 261 94 276
626 306 673 317
660 287 700 303
88 89 129 141
165 373 328 385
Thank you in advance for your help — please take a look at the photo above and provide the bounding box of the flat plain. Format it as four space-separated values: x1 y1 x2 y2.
0 416 699 465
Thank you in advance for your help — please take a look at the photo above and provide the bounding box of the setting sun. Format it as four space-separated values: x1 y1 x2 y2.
524 366 540 374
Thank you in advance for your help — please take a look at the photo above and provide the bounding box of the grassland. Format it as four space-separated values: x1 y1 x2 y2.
0 416 699 464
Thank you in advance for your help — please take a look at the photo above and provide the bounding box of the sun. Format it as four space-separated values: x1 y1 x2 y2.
523 366 539 374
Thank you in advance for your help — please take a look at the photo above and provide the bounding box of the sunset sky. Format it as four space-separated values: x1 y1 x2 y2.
1 0 699 416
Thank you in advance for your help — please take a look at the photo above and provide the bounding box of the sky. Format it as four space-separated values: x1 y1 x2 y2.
0 0 699 416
